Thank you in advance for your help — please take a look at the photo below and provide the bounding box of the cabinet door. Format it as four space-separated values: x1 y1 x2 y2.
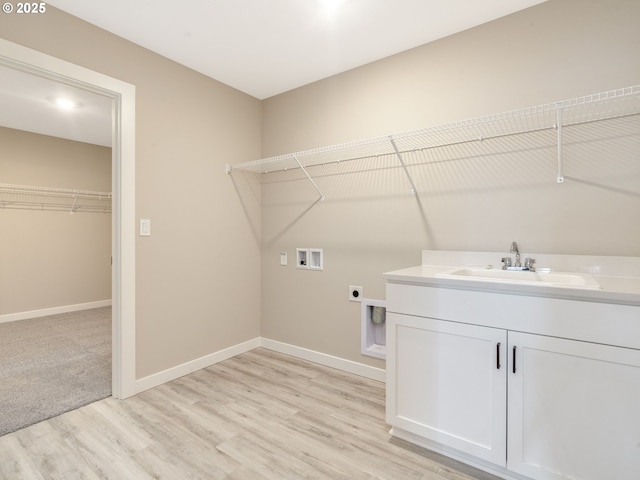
508 332 640 480
386 313 507 466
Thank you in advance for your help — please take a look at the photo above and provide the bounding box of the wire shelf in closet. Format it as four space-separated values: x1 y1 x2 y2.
0 183 112 214
226 85 640 189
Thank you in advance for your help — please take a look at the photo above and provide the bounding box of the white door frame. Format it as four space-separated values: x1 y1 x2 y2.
0 39 137 399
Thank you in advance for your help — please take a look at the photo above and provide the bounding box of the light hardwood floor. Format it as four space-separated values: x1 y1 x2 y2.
0 348 500 479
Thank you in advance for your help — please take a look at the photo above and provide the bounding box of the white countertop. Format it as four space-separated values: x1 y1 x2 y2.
383 251 640 307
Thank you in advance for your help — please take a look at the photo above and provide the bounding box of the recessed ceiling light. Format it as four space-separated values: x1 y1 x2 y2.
320 0 343 16
48 96 83 110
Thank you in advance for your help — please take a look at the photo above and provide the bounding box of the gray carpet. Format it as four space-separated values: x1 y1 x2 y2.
0 307 111 436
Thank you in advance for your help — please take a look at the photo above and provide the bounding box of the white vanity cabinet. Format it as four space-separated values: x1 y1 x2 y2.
508 332 640 480
385 281 640 480
386 313 507 466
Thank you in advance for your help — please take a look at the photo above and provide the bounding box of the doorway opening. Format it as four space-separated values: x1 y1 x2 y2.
0 38 136 399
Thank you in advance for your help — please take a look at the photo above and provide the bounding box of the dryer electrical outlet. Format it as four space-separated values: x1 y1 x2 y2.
349 285 363 302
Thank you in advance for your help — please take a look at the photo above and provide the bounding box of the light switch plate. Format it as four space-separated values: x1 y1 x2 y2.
139 218 151 236
280 252 288 266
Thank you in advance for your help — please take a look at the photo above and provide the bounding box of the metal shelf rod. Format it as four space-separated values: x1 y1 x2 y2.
241 125 557 176
0 183 112 214
0 183 112 199
230 109 639 178
227 85 640 198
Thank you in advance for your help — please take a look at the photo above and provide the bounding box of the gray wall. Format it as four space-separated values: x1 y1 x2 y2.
259 0 640 368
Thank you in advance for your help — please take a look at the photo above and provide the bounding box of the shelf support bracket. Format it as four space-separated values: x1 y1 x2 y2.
389 136 417 194
70 194 79 215
556 103 564 183
293 155 324 201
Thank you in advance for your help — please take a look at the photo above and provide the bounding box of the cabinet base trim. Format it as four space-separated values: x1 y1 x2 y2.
390 427 529 480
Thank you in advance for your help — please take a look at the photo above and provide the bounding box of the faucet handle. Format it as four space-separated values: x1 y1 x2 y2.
501 257 512 270
524 257 536 272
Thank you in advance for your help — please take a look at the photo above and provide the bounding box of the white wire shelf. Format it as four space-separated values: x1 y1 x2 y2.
226 85 640 196
0 183 112 214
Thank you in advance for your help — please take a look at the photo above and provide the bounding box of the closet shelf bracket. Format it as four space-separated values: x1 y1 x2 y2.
556 102 564 183
70 194 79 215
293 154 325 201
389 136 418 195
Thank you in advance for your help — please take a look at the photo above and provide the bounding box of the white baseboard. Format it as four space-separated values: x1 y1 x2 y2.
260 338 386 383
133 337 262 395
0 300 112 324
131 337 385 397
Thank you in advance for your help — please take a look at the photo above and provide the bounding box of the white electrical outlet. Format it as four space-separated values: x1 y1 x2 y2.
349 285 363 302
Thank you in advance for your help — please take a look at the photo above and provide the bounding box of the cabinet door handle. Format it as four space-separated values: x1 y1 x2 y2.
496 342 501 370
512 346 517 374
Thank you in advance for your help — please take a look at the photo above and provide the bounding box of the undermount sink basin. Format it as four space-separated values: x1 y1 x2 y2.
435 267 601 289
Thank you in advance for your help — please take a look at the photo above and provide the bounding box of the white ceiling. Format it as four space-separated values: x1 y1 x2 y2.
0 64 113 147
48 0 547 99
2 0 547 146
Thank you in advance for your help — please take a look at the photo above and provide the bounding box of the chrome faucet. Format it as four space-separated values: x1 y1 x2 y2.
502 241 535 271
510 241 521 267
